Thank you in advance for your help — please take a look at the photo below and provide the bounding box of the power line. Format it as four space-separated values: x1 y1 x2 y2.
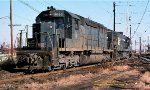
132 0 149 38
117 1 147 3
0 16 9 19
18 0 40 13
136 23 150 38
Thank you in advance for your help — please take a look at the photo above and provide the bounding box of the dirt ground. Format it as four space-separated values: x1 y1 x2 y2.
0 57 150 90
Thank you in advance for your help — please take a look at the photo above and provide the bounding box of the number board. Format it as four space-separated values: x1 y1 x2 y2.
50 10 64 17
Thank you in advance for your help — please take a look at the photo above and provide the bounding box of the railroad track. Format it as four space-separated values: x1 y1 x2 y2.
0 59 128 85
140 56 150 63
0 64 99 84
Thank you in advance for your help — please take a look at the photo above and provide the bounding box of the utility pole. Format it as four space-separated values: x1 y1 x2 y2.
112 2 116 58
139 37 141 55
129 23 132 57
129 24 132 54
19 30 24 49
129 16 131 51
113 2 116 32
148 36 149 52
26 25 28 46
135 40 136 53
112 2 116 49
10 0 13 59
130 25 131 44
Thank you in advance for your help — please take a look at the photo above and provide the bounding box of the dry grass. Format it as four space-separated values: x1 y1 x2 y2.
1 64 116 90
140 71 150 83
57 73 93 85
136 81 150 89
19 73 94 90
124 69 140 76
0 84 17 90
134 71 150 89
111 65 130 72
101 68 111 74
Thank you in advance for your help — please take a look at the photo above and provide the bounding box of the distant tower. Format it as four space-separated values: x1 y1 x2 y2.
148 36 150 52
2 42 6 48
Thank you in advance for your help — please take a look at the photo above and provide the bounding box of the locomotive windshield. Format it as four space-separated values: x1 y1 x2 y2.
55 18 64 29
42 18 64 29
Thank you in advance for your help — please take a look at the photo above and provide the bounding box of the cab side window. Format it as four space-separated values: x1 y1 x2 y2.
74 19 79 30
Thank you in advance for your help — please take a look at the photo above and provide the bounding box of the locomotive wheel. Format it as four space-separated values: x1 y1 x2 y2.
17 55 28 68
61 64 66 70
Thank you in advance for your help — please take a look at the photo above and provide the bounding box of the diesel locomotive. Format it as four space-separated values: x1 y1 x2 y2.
16 6 130 71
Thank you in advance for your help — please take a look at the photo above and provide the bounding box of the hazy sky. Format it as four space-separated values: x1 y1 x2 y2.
0 0 150 50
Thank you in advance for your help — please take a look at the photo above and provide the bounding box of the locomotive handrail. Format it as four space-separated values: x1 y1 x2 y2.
47 32 54 48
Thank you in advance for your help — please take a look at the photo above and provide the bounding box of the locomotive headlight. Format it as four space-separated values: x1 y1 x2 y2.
49 25 53 28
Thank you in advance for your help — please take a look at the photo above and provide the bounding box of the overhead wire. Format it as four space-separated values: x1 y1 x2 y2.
18 0 40 13
136 23 150 38
0 16 9 19
131 0 149 38
0 16 9 25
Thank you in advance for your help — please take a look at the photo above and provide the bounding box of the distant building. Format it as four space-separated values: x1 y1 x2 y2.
0 45 3 53
0 42 16 55
147 44 150 52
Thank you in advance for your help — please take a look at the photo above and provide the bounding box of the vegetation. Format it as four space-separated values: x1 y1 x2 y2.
0 57 16 71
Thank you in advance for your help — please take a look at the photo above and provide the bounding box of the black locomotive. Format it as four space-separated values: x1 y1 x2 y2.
16 6 130 71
